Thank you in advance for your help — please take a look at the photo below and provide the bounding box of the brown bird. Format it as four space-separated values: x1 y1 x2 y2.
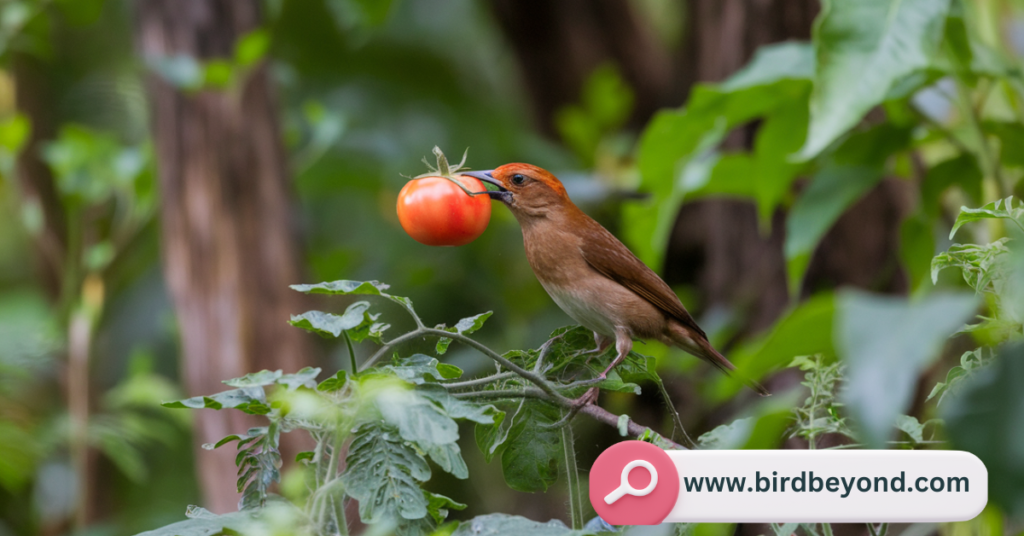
463 163 769 396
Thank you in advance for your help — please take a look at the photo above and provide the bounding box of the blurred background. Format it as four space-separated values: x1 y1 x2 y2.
0 1 1022 536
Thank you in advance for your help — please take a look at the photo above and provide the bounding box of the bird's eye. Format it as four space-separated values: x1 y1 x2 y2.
511 174 526 185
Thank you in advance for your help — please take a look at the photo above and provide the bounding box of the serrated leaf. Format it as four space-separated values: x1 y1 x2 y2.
374 386 459 448
797 0 951 158
450 514 594 536
277 367 320 391
317 370 349 392
162 387 270 415
894 414 928 444
384 354 461 384
343 422 431 524
435 311 492 355
949 196 1024 239
500 402 561 492
224 370 281 388
290 280 389 295
289 301 375 338
425 492 466 525
417 385 497 424
425 443 469 480
474 408 509 463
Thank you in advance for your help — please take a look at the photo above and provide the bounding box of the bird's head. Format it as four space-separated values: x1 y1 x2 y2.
462 163 570 219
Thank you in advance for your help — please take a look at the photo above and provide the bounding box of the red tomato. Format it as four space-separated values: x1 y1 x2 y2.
396 175 491 246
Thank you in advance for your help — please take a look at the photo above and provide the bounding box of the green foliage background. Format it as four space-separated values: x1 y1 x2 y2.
0 0 1023 535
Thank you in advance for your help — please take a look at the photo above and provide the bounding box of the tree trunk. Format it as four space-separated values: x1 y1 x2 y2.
488 0 674 135
136 0 311 513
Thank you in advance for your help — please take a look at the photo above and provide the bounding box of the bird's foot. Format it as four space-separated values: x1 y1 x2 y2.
571 387 599 409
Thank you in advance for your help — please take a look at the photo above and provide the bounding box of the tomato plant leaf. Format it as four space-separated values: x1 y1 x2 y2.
500 402 561 492
949 196 1024 239
342 422 431 524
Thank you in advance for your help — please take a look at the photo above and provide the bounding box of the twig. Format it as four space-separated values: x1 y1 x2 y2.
451 388 549 401
578 404 687 450
443 371 518 390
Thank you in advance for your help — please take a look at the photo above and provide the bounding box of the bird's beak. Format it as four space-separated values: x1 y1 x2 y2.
461 170 511 203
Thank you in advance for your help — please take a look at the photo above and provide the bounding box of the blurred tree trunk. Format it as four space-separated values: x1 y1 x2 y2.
488 0 675 135
137 0 311 513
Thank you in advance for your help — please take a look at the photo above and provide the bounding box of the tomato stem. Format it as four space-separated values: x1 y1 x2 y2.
410 146 489 197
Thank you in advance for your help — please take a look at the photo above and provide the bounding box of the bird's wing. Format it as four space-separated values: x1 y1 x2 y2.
579 223 707 340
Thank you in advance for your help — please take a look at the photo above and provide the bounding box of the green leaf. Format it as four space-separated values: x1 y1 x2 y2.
836 290 978 448
425 492 466 525
384 354 462 384
798 0 952 158
944 342 1024 517
342 422 431 524
501 402 562 492
374 386 459 447
276 367 320 391
132 509 262 536
986 121 1024 169
930 238 1010 291
899 213 935 291
720 42 814 91
162 387 271 415
417 385 498 425
949 196 1024 239
698 417 756 450
424 443 469 480
317 370 349 392
710 293 835 402
224 370 282 388
289 301 374 338
234 28 270 68
474 408 509 463
927 348 988 405
451 514 595 536
786 124 912 291
435 311 492 355
893 414 934 444
290 280 390 296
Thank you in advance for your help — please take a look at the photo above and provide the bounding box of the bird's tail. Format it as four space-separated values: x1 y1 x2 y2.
667 321 770 396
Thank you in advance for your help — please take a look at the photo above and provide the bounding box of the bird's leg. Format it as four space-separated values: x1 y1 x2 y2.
581 332 613 365
597 329 632 380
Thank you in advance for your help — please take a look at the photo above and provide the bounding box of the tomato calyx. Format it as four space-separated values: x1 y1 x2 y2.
409 146 490 197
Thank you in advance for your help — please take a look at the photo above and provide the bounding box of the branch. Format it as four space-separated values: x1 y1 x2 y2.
578 404 687 450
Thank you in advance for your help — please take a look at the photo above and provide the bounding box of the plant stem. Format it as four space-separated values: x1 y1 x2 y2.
560 419 584 530
822 522 834 536
443 371 518 390
343 331 357 375
451 388 549 401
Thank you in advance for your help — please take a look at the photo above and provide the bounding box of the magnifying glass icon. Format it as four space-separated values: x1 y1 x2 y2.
604 459 659 504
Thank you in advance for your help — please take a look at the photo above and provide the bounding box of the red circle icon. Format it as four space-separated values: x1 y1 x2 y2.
589 440 679 525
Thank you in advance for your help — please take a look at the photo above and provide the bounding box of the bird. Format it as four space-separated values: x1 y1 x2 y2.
462 163 769 397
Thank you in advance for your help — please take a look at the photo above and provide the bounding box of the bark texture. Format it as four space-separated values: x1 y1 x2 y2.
488 0 674 135
137 0 310 513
